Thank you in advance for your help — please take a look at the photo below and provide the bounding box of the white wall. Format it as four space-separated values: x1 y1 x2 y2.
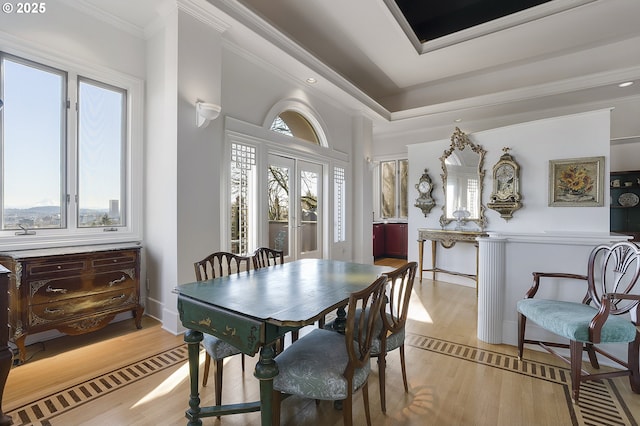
406 109 611 286
611 138 640 172
144 10 179 329
0 1 145 78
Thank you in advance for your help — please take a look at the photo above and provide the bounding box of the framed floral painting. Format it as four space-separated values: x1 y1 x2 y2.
549 156 605 207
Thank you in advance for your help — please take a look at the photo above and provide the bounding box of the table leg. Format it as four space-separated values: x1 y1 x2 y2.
254 343 278 426
331 305 347 334
418 240 424 283
431 240 437 281
184 330 203 426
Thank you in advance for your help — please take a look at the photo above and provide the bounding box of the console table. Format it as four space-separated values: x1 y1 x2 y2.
418 229 488 285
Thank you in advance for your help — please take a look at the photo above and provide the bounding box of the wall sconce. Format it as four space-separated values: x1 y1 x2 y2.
366 156 377 171
195 101 221 128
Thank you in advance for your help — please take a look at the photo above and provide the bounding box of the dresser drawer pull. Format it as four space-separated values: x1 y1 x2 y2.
108 275 127 286
44 307 64 314
111 294 126 301
46 285 68 294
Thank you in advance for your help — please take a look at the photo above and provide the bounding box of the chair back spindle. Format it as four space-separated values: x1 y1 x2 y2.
345 275 388 377
194 252 251 281
586 241 640 317
252 247 284 269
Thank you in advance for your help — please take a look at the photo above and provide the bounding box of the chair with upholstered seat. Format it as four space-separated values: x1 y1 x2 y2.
325 261 417 412
374 261 417 412
272 274 388 426
193 251 251 409
517 241 640 403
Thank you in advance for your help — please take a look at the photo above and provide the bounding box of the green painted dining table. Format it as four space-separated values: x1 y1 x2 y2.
176 258 392 426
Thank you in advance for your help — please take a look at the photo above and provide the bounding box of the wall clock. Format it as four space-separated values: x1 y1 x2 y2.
415 169 435 217
487 147 522 220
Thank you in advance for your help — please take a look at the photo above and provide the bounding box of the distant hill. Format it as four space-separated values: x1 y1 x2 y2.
5 206 107 215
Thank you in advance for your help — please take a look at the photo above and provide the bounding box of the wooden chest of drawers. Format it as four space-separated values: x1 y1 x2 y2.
0 243 143 364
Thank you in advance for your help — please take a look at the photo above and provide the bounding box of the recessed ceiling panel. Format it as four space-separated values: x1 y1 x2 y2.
394 0 552 43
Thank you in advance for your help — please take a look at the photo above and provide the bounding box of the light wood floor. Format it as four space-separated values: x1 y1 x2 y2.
4 258 640 425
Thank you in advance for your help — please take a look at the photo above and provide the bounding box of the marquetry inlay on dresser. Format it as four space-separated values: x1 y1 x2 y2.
0 243 144 364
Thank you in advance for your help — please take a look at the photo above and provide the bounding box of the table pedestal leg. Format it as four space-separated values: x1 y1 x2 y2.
331 306 347 334
254 343 278 426
184 330 203 426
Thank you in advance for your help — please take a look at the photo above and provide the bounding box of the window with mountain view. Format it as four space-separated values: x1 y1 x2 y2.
1 53 129 236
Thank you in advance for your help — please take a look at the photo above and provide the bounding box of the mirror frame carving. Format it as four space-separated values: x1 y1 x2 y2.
439 127 487 229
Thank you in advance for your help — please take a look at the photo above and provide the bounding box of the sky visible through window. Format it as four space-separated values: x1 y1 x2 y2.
2 58 123 212
3 58 63 209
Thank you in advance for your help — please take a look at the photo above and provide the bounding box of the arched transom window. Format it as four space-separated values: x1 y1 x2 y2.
270 110 320 145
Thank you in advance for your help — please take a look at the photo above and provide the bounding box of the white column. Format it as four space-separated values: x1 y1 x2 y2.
477 236 506 343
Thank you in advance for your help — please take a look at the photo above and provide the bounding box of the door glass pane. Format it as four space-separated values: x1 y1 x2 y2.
2 57 65 230
231 143 256 254
300 170 318 253
268 164 290 256
334 167 346 243
77 79 126 227
399 159 408 218
381 161 396 218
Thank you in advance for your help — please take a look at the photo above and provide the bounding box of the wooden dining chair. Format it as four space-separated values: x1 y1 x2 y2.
252 246 283 269
374 261 417 412
272 274 388 426
517 241 640 403
193 251 251 410
326 261 417 412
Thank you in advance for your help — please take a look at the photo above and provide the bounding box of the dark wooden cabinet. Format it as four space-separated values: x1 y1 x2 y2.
0 266 11 425
610 171 640 242
385 223 408 257
373 223 408 258
0 243 143 364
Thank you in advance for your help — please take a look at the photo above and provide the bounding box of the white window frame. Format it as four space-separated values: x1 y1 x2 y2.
0 45 143 251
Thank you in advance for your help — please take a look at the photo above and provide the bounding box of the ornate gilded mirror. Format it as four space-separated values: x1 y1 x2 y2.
439 128 487 229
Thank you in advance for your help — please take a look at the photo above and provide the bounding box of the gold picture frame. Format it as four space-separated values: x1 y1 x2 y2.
549 156 605 207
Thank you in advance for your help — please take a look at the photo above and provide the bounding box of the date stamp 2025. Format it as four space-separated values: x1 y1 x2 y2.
2 2 47 14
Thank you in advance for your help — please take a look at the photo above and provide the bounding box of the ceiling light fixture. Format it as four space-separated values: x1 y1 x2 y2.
306 77 317 84
454 118 462 123
618 81 634 88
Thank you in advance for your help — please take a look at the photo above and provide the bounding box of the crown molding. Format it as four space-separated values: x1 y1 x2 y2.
58 0 146 39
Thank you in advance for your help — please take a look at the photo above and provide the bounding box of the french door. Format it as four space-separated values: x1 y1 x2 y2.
267 154 323 260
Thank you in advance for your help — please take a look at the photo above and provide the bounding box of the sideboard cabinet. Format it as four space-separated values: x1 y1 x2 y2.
0 243 143 364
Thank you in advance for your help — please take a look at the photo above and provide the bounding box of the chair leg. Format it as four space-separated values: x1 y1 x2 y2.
629 335 640 393
272 391 282 425
202 353 211 387
585 343 600 369
377 353 387 413
362 381 372 426
342 393 353 426
214 358 224 407
517 314 526 359
569 340 583 403
400 344 409 393
241 353 245 372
